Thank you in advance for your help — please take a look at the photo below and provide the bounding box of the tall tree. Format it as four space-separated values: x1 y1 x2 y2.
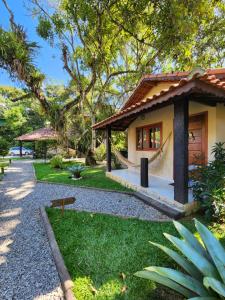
1 0 225 150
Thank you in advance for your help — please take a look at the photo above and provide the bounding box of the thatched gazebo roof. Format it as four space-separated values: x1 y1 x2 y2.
15 127 58 142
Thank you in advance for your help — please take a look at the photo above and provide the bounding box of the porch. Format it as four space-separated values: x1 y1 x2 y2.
107 168 193 212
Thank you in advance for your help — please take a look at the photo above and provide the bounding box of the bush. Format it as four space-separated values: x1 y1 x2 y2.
0 137 9 157
68 165 86 179
192 142 225 221
135 219 225 299
50 155 63 169
94 144 106 161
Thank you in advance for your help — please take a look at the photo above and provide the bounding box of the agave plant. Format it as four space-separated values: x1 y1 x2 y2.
135 219 225 299
68 165 86 179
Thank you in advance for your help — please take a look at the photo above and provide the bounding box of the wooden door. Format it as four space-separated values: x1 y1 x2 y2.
188 113 207 165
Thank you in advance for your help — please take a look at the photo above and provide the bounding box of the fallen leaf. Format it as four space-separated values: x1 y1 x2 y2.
90 285 98 295
120 272 126 281
121 285 128 294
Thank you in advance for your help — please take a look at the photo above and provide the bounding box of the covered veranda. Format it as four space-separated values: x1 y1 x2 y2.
15 127 58 158
93 72 225 210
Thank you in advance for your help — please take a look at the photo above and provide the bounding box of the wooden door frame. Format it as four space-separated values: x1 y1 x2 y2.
189 111 208 165
173 110 208 179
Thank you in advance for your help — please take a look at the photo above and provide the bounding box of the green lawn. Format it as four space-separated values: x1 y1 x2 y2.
34 162 132 192
47 208 225 300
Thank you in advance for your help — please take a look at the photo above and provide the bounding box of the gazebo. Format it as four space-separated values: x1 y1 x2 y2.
15 127 58 158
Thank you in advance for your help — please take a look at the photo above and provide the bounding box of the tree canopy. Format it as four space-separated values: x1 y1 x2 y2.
0 0 225 151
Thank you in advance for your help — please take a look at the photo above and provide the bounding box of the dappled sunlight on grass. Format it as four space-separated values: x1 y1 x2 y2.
48 209 211 299
47 209 225 299
34 162 132 192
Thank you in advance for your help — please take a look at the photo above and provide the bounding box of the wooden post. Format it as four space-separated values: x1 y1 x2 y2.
33 141 36 159
106 125 112 172
44 141 47 162
62 199 65 216
174 98 189 204
140 158 148 187
19 141 23 157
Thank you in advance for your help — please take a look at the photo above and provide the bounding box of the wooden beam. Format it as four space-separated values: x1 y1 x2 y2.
174 98 189 204
106 125 112 172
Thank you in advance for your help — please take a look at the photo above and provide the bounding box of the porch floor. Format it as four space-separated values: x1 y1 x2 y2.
107 169 193 208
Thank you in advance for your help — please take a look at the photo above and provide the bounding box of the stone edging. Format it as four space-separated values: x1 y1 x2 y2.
39 207 76 300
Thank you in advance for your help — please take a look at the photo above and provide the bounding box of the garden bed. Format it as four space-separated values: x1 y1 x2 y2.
34 162 132 192
46 208 225 300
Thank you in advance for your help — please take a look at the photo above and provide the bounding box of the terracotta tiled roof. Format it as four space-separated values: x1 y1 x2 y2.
122 68 225 109
15 127 58 141
93 71 225 130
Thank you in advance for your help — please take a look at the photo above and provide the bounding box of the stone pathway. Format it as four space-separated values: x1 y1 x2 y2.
0 160 169 300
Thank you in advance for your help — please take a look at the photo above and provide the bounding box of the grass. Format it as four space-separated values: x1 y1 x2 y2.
34 162 132 192
47 208 225 300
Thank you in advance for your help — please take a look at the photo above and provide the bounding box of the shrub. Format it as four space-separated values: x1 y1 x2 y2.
94 144 106 161
50 155 63 169
0 137 9 157
192 142 225 221
68 165 85 179
135 219 225 299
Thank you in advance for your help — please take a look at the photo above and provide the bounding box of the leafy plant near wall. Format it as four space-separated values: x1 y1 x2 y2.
135 219 225 299
192 142 225 221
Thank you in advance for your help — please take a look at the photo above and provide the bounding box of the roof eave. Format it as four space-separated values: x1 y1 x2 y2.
93 79 225 131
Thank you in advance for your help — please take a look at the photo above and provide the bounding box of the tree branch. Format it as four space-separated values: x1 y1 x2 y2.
11 93 33 102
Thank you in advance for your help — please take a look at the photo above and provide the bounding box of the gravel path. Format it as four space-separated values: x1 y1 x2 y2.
0 160 169 300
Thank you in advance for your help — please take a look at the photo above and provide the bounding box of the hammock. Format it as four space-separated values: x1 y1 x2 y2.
112 132 172 168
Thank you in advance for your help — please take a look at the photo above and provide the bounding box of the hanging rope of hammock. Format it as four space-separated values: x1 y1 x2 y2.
111 132 172 168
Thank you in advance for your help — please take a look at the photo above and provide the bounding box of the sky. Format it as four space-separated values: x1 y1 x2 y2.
0 0 69 87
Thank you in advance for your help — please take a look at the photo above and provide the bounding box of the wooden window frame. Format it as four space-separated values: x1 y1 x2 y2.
136 122 163 151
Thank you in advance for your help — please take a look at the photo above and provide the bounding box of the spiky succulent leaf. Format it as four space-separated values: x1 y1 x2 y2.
150 241 202 279
134 270 195 298
195 219 225 284
203 277 225 297
173 221 211 261
164 233 219 279
145 267 209 296
188 297 218 299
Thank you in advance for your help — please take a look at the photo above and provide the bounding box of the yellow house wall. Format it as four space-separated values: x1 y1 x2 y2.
128 106 174 180
216 103 225 145
144 82 175 99
127 98 225 181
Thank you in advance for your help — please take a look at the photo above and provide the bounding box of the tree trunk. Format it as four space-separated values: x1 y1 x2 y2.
91 115 96 150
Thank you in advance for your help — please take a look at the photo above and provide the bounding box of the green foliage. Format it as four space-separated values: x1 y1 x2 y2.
135 219 225 299
0 25 44 85
192 142 225 221
94 143 106 161
68 164 86 178
0 137 9 157
50 154 63 169
0 86 45 145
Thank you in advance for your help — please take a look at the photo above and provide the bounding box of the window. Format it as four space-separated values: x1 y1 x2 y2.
136 123 162 150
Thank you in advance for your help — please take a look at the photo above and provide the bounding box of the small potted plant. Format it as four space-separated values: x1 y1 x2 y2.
68 165 86 180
